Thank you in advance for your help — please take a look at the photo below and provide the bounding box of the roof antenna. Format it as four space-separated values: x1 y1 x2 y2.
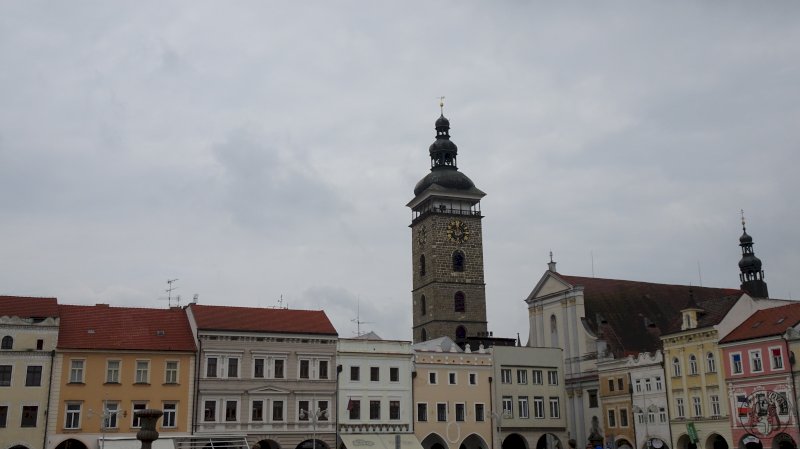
277 294 287 309
351 297 372 337
590 251 596 278
697 261 704 287
741 209 747 232
161 279 178 308
438 96 445 115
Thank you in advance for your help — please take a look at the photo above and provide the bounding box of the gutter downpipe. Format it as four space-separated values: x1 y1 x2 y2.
43 349 55 449
193 336 202 434
336 364 342 449
489 375 495 449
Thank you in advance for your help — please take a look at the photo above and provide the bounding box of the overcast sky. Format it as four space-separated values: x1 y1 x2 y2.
1 2 798 341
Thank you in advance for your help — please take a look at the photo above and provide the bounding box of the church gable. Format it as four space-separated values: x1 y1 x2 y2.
526 272 573 302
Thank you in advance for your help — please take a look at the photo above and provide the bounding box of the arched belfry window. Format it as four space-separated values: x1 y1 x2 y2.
550 315 559 348
452 250 465 272
420 295 427 316
419 255 426 277
456 326 467 340
1 336 12 349
689 354 698 375
454 291 466 312
706 352 716 373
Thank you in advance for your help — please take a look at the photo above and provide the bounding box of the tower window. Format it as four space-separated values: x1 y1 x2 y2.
456 326 466 340
453 251 465 272
421 328 428 342
420 295 426 316
454 291 466 313
419 255 426 276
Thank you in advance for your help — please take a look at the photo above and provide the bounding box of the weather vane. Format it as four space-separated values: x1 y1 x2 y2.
438 96 445 115
741 209 746 230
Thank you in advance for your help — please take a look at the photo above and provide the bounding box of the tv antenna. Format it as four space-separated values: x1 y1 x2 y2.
277 294 288 309
351 298 372 337
165 279 179 307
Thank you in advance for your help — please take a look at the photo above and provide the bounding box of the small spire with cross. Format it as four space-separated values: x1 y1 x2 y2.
547 250 557 272
439 96 445 115
741 209 746 232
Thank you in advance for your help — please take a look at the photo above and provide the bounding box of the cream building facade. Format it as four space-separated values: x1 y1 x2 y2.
597 357 635 449
626 351 671 449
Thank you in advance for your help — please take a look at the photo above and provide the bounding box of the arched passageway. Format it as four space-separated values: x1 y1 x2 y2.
773 433 797 449
55 440 88 449
503 433 528 449
739 435 761 449
677 435 694 449
296 439 328 449
461 433 489 449
536 433 563 449
258 439 281 449
422 433 449 449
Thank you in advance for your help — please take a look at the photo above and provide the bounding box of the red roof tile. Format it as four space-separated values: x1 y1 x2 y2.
0 296 59 318
57 305 196 351
189 304 338 335
719 301 800 344
556 274 742 355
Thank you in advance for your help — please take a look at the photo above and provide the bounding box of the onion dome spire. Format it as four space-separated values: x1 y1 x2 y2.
429 98 458 170
738 210 769 298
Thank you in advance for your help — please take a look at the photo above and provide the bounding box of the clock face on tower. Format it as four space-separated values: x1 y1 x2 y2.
417 225 428 247
446 220 470 243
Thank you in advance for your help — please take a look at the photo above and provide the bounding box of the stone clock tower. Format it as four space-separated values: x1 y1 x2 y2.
407 112 488 344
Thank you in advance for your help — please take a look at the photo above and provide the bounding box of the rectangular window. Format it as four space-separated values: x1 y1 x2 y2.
518 397 529 419
533 397 544 419
645 378 652 391
348 399 361 420
65 403 81 429
549 397 560 418
607 409 616 427
532 369 543 384
659 407 667 422
165 361 179 384
778 392 789 415
608 379 614 391
274 359 285 379
676 398 685 418
517 369 528 384
135 360 150 384
390 400 400 420
21 405 38 428
620 408 628 427
771 348 784 369
36 339 44 350
252 400 264 421
319 360 329 379
469 373 477 385
132 402 147 427
437 403 447 422
449 372 457 384
228 358 239 378
655 376 663 391
634 379 641 392
204 400 217 422
370 400 381 420
225 400 238 422
751 350 763 372
475 403 485 421
163 403 177 428
26 366 42 386
649 410 655 423
692 396 702 417
617 378 624 391
732 353 743 374
371 366 380 382
69 360 84 383
429 372 437 384
502 396 513 418
417 403 427 422
455 403 466 421
710 395 720 417
390 367 400 382
103 402 119 429
350 366 360 381
206 357 218 378
272 401 284 421
0 405 8 427
588 390 598 408
317 400 329 421
501 369 512 384
107 360 120 383
300 360 310 379
299 400 310 421
548 370 559 385
254 358 265 378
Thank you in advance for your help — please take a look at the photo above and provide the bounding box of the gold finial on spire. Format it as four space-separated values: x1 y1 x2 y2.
439 96 445 115
741 209 746 231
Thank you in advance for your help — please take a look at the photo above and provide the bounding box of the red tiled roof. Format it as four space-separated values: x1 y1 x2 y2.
719 301 800 344
0 296 59 318
57 305 196 351
557 274 742 355
189 304 338 335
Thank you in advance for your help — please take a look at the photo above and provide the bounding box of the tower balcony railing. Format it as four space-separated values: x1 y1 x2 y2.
412 206 482 223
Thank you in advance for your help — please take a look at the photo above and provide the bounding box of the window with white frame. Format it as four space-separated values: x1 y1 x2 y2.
225 400 238 422
672 357 681 377
517 369 527 384
475 403 485 421
449 372 457 385
710 395 720 416
676 398 685 418
637 411 644 424
548 370 558 385
502 396 513 418
501 369 512 384
469 372 477 385
106 360 120 384
455 403 466 421
390 400 400 420
272 400 284 421
534 396 545 419
732 353 743 374
103 401 119 429
273 358 286 379
254 358 265 378
206 357 218 378
227 358 239 378
165 361 179 384
252 400 264 422
319 360 329 379
532 369 543 384
750 350 763 372
417 403 427 422
204 400 217 422
689 354 698 375
634 379 641 392
65 403 81 429
770 347 784 370
706 352 716 373
437 403 447 422
390 367 400 382
607 409 616 427
549 397 560 418
135 360 150 384
645 378 652 391
655 376 662 390
132 402 147 427
69 359 85 383
369 400 381 420
620 408 628 427
298 357 330 380
318 400 329 421
648 408 655 423
163 403 177 428
692 396 702 417
370 366 380 382
518 396 529 418
428 371 437 384
659 407 667 422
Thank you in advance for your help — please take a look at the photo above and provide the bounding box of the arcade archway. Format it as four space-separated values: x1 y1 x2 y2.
773 433 796 449
55 440 88 449
461 433 490 449
258 439 281 449
422 433 449 449
296 439 328 449
536 433 563 449
503 433 528 449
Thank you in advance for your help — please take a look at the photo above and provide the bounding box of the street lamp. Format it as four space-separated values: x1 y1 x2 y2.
300 405 329 449
90 405 125 449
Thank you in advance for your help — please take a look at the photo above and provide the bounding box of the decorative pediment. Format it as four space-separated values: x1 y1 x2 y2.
246 385 292 395
525 271 574 303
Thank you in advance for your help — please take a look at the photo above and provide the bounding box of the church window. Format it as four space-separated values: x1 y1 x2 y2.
456 326 466 340
420 295 426 316
419 255 426 276
421 328 427 342
452 250 465 272
550 315 559 347
0 336 11 350
454 292 465 312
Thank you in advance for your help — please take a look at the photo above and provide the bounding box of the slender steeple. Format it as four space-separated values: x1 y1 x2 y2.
738 210 769 298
